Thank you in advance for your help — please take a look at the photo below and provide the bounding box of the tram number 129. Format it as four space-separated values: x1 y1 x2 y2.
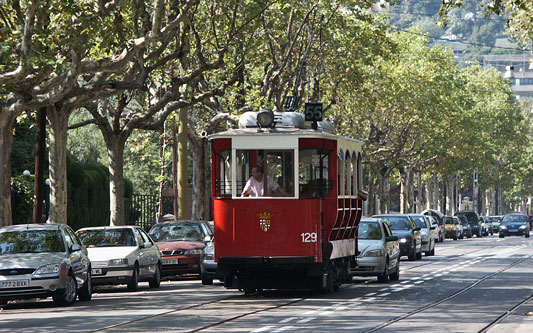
301 232 317 243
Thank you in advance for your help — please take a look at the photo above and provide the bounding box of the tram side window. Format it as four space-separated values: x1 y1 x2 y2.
216 150 231 197
237 149 294 197
299 149 330 198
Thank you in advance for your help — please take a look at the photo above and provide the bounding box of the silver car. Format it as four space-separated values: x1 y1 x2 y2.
0 224 92 306
76 226 161 291
354 218 400 282
409 214 436 256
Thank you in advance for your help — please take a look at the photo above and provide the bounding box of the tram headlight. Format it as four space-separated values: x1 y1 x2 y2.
399 238 407 243
257 108 274 128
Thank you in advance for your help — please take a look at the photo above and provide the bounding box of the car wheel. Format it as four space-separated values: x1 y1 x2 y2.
525 233 530 238
377 260 389 283
149 265 161 288
430 244 435 256
78 271 92 301
416 247 422 260
389 257 400 281
408 245 416 261
53 274 77 306
127 265 139 292
499 234 505 238
201 273 214 285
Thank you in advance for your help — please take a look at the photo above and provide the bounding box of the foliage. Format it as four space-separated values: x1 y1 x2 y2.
11 174 34 225
12 120 38 175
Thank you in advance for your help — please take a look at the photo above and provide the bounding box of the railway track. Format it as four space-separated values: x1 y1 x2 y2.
89 239 532 332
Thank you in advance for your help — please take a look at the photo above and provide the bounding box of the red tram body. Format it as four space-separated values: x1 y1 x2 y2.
210 111 365 291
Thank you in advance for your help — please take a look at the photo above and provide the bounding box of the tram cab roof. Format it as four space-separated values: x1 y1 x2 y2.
209 127 363 153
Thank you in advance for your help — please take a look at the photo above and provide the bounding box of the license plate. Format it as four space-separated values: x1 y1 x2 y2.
0 279 30 289
91 268 103 275
162 258 179 265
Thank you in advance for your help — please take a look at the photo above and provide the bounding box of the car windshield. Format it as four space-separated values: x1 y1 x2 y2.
149 223 203 242
379 217 410 230
445 217 455 225
358 222 382 240
77 229 136 247
501 215 526 224
410 216 427 228
0 230 66 254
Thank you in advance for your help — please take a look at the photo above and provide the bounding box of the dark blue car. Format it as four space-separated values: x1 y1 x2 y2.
499 213 530 238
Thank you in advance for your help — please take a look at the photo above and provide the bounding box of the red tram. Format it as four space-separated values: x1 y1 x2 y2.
209 109 365 292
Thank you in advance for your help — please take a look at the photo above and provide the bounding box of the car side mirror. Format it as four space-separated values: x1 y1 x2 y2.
143 242 153 248
71 244 81 252
385 235 398 242
204 235 212 242
430 226 436 230
414 227 421 231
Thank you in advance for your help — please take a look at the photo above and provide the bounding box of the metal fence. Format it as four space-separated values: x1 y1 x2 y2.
128 194 175 231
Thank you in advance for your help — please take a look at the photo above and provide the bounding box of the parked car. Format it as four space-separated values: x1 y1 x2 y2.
457 215 472 239
149 220 214 277
422 209 445 242
408 214 436 256
499 213 530 238
200 239 221 285
0 224 92 306
354 218 400 282
488 216 503 232
456 211 483 237
444 216 460 240
372 214 421 261
76 226 161 291
425 215 443 244
480 216 493 235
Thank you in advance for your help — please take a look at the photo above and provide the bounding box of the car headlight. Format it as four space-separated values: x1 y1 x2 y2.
364 249 383 257
500 226 507 230
184 249 202 255
34 263 60 274
109 258 129 266
399 238 407 243
520 225 527 229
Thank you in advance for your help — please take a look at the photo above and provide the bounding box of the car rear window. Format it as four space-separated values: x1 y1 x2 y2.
358 222 382 240
149 223 203 242
445 217 455 225
0 230 65 254
410 216 427 228
77 229 136 247
377 217 410 230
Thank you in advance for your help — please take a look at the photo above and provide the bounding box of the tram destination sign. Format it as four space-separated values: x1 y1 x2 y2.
304 102 323 122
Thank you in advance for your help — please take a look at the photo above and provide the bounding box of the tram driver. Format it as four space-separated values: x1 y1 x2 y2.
241 165 286 197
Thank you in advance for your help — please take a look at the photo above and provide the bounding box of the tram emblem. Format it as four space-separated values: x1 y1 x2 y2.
258 212 273 232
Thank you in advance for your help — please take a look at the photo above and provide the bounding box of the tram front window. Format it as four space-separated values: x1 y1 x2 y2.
237 150 294 197
299 149 330 198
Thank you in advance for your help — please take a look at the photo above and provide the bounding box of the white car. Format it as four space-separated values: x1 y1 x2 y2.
409 214 436 256
76 226 161 291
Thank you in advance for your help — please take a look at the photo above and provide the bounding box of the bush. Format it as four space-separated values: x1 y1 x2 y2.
11 175 34 225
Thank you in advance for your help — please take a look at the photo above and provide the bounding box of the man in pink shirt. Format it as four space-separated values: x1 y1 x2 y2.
241 166 286 197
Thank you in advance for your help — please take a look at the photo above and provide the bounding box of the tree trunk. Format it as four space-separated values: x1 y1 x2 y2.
432 175 439 211
445 175 455 216
378 170 387 214
407 168 414 213
48 105 71 224
106 137 127 226
178 108 190 219
415 171 423 213
367 163 376 216
157 124 166 221
33 107 47 223
426 179 432 210
399 167 408 214
0 111 16 227
191 136 208 220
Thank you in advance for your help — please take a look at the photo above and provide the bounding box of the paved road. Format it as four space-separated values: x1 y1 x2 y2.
1 233 533 332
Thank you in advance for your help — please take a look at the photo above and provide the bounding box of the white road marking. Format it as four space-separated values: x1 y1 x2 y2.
363 297 378 302
279 317 297 323
251 326 275 332
414 281 424 284
319 311 333 316
350 297 363 301
302 310 316 315
297 317 316 323
377 292 391 296
379 288 389 291
365 292 377 296
349 302 363 306
272 326 294 332
334 306 347 311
